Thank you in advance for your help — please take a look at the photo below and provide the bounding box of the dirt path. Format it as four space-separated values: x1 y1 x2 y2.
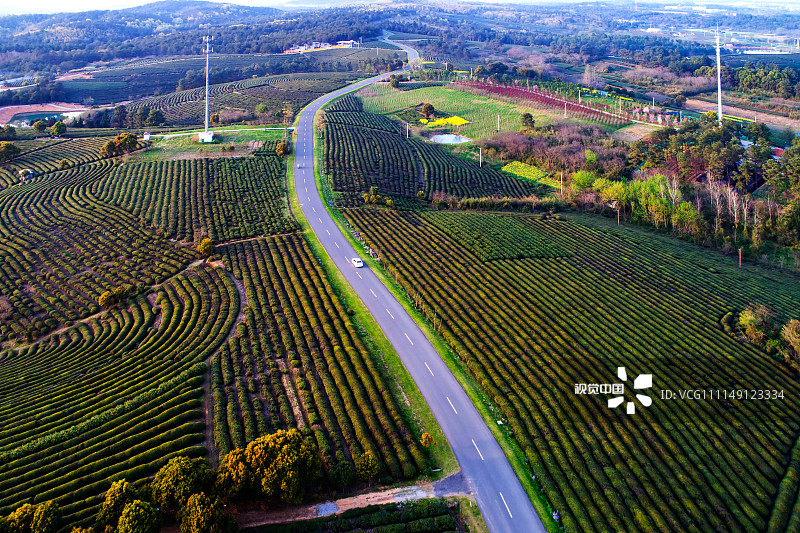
685 98 800 131
236 472 468 528
611 123 659 142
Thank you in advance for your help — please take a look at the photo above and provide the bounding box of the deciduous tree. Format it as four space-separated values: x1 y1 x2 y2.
244 429 320 505
50 122 66 137
179 493 238 533
98 480 137 527
782 319 800 360
151 457 213 512
198 238 215 259
355 452 378 482
31 502 60 533
117 501 160 533
214 449 252 499
0 142 20 163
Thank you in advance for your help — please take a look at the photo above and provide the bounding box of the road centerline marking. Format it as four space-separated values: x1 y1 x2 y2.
446 396 458 414
386 308 395 319
499 492 513 518
404 332 413 345
356 272 362 279
370 289 378 298
425 362 434 376
472 439 485 460
335 242 340 248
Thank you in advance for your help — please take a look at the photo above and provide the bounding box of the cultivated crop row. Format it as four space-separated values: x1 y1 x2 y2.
420 211 569 261
95 154 298 242
0 161 196 342
323 101 537 206
214 235 428 481
124 73 357 125
345 208 800 533
0 137 128 187
324 111 401 134
0 265 239 525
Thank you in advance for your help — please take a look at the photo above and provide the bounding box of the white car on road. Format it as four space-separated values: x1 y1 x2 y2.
351 257 364 268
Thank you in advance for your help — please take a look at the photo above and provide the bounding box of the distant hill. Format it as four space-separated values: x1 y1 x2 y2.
0 1 281 37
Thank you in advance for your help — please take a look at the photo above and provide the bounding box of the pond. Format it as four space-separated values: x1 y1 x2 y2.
429 133 471 144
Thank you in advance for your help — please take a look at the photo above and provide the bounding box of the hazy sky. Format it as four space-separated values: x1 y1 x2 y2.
0 0 289 16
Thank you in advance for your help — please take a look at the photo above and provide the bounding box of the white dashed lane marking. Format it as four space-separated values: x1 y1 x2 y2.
447 396 458 414
500 493 513 518
472 439 485 461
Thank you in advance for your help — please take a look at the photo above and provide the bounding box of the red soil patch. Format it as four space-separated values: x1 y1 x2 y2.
0 103 89 125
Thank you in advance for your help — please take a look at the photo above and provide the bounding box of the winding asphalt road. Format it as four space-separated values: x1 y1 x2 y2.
291 40 547 533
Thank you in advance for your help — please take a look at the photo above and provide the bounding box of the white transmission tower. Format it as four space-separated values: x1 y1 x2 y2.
716 28 723 128
204 35 213 134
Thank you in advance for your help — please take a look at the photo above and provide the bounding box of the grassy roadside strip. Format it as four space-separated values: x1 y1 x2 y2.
286 113 458 481
311 109 562 532
451 495 489 533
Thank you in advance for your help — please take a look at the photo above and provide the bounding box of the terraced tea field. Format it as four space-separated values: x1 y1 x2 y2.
214 235 427 479
0 266 237 525
323 96 540 206
0 137 137 187
59 49 387 104
0 127 433 526
0 161 196 342
94 150 298 242
125 73 359 126
344 208 800 533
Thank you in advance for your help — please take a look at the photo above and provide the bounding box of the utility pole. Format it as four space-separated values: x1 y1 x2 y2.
564 102 567 118
204 35 213 134
282 101 292 140
497 114 500 132
560 172 563 195
406 122 409 138
716 27 723 128
479 147 482 167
